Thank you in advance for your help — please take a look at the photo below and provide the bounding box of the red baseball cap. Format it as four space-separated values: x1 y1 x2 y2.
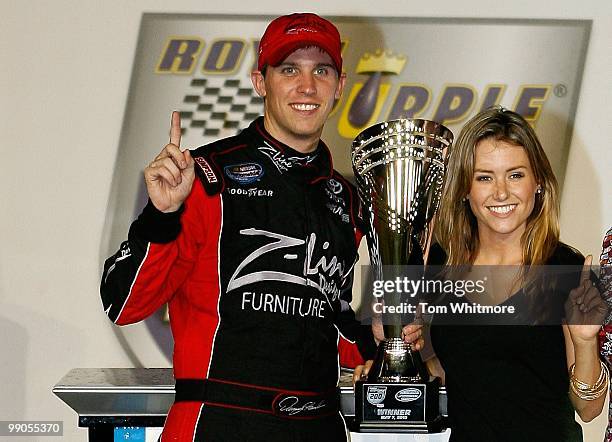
258 13 342 73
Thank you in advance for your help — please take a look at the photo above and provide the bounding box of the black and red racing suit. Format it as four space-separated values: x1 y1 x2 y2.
100 117 376 441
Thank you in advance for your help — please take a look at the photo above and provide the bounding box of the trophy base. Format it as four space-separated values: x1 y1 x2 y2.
354 377 442 433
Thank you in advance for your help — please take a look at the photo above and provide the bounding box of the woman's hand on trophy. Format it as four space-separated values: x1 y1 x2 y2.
353 360 374 386
402 322 424 351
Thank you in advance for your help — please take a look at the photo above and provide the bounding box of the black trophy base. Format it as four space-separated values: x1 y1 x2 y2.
354 377 442 433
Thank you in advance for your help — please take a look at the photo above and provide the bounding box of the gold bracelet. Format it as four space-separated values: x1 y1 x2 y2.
569 361 609 401
571 361 606 389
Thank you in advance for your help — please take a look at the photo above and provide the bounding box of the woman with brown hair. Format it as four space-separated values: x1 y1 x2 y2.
428 106 607 441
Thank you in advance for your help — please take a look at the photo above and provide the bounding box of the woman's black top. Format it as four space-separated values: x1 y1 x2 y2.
430 243 584 442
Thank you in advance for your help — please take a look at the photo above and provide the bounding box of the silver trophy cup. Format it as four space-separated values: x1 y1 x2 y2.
352 119 453 432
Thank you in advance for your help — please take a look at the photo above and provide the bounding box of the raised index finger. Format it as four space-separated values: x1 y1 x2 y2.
580 255 593 284
169 111 181 147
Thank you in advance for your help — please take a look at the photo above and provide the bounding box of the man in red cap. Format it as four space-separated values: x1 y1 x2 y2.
250 13 345 156
101 13 379 441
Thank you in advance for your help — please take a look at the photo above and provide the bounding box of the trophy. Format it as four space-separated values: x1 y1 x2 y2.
352 119 453 432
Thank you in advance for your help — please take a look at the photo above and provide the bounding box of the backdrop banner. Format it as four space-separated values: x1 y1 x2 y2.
101 14 590 365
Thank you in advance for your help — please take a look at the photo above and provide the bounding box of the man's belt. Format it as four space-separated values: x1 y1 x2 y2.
174 378 338 419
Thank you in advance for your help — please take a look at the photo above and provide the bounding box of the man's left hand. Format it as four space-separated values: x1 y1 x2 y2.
353 360 373 385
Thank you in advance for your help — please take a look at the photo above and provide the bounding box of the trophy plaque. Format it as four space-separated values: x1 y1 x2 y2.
352 119 453 432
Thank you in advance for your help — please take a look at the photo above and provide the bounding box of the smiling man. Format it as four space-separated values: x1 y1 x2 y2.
100 13 377 442
252 45 344 152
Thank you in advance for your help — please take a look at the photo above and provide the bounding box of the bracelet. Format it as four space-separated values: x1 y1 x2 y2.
569 361 609 401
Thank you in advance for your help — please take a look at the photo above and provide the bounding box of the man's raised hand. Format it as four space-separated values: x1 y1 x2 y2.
144 111 195 212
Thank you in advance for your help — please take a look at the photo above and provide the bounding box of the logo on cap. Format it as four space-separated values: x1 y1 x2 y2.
285 16 326 35
257 13 342 73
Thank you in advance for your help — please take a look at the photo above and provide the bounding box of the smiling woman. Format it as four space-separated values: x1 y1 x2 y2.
437 106 560 266
427 106 607 442
466 138 540 251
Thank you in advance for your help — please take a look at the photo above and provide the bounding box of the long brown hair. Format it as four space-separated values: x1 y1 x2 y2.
436 106 560 265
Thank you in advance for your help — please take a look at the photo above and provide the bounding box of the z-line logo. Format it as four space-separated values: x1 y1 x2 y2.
155 37 553 134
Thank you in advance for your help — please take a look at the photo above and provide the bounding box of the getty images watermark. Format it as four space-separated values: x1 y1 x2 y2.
370 275 507 315
362 265 605 326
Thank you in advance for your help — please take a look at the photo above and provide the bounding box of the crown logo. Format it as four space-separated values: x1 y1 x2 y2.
356 50 407 75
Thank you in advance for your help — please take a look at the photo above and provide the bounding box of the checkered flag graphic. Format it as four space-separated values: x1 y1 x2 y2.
180 77 264 143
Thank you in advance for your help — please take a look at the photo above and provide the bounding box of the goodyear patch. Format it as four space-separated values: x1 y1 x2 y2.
224 163 264 184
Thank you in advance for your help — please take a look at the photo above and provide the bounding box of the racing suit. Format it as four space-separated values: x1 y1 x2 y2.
101 117 377 441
